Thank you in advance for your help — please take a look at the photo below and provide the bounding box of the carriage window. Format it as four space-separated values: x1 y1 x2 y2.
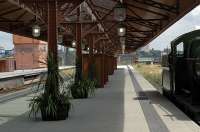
176 42 184 56
191 40 200 58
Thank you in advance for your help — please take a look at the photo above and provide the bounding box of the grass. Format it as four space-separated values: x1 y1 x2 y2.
61 68 75 76
133 64 162 91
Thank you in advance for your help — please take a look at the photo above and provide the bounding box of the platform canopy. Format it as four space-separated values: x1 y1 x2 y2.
0 0 199 54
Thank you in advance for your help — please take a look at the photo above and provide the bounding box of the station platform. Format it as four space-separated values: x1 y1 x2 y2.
0 66 74 79
0 66 199 132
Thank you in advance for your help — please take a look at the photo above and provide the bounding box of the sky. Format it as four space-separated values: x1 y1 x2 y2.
0 32 13 50
0 5 200 50
148 5 200 50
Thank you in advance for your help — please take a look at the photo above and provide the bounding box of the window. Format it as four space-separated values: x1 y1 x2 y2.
176 42 184 56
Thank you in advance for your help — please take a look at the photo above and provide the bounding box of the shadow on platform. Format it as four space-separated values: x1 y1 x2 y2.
0 69 126 132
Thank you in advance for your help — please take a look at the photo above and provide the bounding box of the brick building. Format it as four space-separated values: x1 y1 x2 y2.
0 57 15 72
13 35 47 70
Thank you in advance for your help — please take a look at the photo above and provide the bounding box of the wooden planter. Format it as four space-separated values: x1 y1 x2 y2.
82 54 106 88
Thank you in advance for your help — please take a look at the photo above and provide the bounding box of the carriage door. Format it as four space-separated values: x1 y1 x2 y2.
174 42 186 94
189 38 200 102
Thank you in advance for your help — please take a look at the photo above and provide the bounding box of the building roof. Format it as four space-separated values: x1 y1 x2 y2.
137 57 154 62
0 0 199 55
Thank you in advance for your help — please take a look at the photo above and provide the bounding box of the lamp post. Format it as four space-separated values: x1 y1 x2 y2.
32 23 40 70
57 27 64 44
22 51 24 72
120 36 126 44
121 44 125 54
120 36 125 54
114 1 126 22
115 0 126 52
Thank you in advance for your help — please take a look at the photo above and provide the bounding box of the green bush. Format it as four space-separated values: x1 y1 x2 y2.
70 79 96 99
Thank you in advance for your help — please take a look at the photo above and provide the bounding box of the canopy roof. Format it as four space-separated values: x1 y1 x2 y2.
0 0 199 54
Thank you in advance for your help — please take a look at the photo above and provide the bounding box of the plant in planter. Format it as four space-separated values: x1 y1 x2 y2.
70 79 96 99
29 54 71 121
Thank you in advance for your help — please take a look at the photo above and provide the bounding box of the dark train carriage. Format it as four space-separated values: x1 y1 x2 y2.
162 30 200 122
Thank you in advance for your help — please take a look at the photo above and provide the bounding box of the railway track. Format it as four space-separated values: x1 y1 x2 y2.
0 67 74 103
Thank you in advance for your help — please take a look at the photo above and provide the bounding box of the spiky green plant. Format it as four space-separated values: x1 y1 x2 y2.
29 53 71 120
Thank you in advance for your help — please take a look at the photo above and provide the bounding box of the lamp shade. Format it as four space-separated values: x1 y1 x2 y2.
32 24 40 37
57 34 63 44
118 26 126 36
81 42 86 50
72 40 76 47
114 2 126 22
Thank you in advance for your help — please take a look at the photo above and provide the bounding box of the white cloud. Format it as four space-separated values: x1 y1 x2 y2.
148 5 200 50
191 5 200 16
195 25 200 30
0 31 13 50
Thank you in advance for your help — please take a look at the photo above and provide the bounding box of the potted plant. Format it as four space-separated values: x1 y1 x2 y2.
70 79 96 99
29 54 71 121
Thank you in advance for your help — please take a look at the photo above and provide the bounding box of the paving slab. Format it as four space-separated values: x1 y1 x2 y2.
0 65 199 132
128 65 200 132
0 66 149 132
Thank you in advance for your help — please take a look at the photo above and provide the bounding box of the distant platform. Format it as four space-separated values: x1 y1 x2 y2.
0 66 75 80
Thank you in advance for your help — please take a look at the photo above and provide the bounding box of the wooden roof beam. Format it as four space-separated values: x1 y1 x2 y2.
0 7 22 16
126 15 161 28
126 38 143 42
125 2 169 18
127 23 155 33
60 17 166 25
89 1 112 12
86 0 115 46
93 37 108 45
126 34 150 41
100 5 115 21
127 6 142 18
132 0 179 14
15 10 27 21
19 0 83 3
81 22 117 40
81 24 98 39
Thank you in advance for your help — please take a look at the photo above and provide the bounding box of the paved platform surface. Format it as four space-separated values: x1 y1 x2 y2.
0 65 199 132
